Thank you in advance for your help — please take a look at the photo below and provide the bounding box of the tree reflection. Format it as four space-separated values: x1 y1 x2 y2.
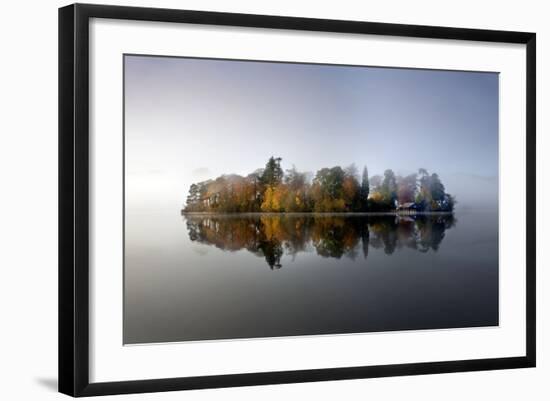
185 214 456 269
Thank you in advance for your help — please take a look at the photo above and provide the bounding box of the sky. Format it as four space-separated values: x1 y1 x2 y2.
124 55 499 211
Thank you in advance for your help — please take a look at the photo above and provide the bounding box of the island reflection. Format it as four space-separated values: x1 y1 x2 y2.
185 214 457 269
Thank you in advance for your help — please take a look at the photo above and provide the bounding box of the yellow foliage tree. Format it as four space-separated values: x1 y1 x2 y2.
261 186 286 212
370 191 384 202
261 187 275 212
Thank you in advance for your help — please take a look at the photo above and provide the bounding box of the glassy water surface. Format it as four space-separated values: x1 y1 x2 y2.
124 211 498 344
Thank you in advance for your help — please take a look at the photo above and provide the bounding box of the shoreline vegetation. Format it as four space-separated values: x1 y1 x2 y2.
183 156 456 215
182 211 454 216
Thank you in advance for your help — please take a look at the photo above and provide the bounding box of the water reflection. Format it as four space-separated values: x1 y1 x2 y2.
185 214 456 269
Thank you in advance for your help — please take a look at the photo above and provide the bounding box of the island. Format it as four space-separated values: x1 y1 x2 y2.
182 156 456 214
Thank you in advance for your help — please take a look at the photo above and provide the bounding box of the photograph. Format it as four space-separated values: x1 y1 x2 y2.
50 1 541 397
123 54 499 344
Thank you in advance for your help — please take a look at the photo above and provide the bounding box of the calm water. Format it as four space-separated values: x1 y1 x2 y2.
124 211 498 344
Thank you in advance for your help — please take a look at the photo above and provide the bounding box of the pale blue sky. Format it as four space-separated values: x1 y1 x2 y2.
124 55 499 210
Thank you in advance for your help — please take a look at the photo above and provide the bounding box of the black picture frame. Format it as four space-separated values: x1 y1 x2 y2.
59 3 536 397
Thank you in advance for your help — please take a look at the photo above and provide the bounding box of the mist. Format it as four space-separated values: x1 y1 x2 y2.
124 55 498 212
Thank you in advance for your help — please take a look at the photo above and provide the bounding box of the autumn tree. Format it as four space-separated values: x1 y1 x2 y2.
366 170 397 212
261 187 278 212
282 166 310 212
261 185 287 212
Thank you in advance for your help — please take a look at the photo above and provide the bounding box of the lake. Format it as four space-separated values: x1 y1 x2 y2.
124 210 498 344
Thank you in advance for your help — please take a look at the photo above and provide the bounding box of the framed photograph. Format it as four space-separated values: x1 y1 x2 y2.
59 3 536 397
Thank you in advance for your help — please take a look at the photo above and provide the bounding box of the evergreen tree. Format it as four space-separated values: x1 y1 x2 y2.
381 169 397 206
360 166 370 210
185 183 200 211
261 156 284 187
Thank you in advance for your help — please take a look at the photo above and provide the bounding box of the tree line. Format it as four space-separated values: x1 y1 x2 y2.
183 156 455 213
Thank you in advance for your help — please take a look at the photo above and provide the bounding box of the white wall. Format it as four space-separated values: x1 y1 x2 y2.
0 0 547 399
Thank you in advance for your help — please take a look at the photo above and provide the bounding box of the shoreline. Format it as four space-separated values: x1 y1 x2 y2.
181 211 455 217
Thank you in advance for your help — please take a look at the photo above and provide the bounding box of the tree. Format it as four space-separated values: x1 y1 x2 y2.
342 164 360 211
344 163 358 179
370 175 382 192
246 170 263 211
342 175 359 210
282 166 311 212
396 174 417 205
429 173 446 201
440 194 456 212
261 185 287 212
261 156 284 187
381 169 397 206
185 183 201 211
285 165 306 190
314 167 345 198
416 168 432 210
365 170 398 212
312 166 347 212
261 187 276 212
360 166 370 210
